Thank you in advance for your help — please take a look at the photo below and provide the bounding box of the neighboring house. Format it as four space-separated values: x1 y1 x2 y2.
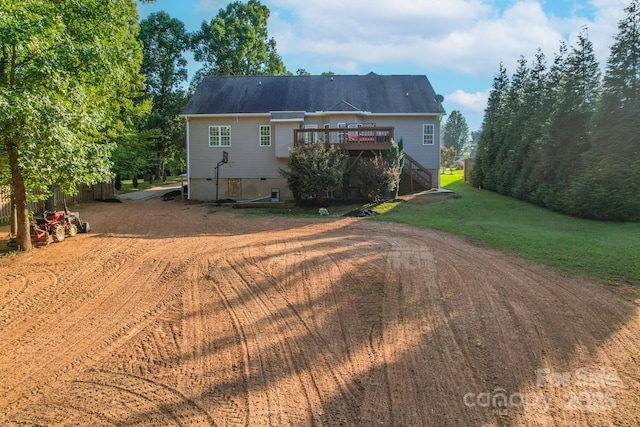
180 73 446 201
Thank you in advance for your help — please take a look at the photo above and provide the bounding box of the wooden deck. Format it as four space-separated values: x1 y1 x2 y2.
294 127 394 151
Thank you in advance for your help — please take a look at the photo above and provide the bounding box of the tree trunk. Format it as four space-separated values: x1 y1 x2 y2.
10 191 17 237
156 152 165 182
7 137 32 251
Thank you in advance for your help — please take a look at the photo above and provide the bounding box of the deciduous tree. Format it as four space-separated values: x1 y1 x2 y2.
138 11 190 181
191 0 287 81
0 0 145 250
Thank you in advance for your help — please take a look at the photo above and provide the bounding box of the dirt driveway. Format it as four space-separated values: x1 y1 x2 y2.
1 193 639 426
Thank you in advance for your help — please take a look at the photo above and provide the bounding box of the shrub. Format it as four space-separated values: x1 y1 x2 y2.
280 141 348 204
358 154 402 201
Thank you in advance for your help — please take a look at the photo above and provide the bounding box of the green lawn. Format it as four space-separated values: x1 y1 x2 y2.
373 170 640 285
232 203 363 218
115 176 183 194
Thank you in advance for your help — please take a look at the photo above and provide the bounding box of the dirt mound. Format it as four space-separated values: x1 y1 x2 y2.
0 198 638 426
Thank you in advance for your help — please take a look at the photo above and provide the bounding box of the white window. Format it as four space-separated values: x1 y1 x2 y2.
423 124 434 145
259 125 271 146
209 125 231 147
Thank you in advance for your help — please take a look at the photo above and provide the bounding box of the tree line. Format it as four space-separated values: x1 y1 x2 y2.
1 0 291 250
471 0 640 221
115 0 290 188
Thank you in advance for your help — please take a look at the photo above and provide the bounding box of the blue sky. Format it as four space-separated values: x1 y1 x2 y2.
137 0 628 131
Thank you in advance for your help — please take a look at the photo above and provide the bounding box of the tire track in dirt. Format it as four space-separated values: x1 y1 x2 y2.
257 236 366 424
347 220 640 426
202 231 372 425
175 253 249 426
362 234 455 426
0 272 28 310
206 248 312 425
73 370 216 425
2 198 639 426
0 234 139 336
0 230 208 419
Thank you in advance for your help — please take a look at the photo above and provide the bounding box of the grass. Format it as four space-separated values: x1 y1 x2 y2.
115 176 183 194
233 203 362 218
220 168 638 284
372 170 640 285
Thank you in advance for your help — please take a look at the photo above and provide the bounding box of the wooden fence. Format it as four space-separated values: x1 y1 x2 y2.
0 182 114 224
0 187 43 224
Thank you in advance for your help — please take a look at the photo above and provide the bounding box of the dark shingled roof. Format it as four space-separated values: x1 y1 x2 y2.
181 74 446 116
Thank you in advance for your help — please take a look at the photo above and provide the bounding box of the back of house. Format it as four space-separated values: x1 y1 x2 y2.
181 73 446 201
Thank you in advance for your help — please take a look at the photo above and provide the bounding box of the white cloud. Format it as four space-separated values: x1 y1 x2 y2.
577 0 627 62
268 0 624 76
446 89 491 114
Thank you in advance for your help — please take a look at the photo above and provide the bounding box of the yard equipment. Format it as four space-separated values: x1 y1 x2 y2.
9 206 90 246
43 205 91 237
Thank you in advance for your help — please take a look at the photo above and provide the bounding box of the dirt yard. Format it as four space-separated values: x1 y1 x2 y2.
1 192 639 426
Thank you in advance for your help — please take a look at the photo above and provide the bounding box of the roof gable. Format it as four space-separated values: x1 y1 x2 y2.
326 100 362 112
181 74 446 116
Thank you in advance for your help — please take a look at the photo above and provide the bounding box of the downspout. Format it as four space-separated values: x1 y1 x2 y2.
186 117 191 199
437 118 442 188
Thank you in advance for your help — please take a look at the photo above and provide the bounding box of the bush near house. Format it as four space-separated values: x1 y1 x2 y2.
280 141 348 205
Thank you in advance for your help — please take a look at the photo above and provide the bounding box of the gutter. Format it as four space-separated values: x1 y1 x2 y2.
185 117 191 200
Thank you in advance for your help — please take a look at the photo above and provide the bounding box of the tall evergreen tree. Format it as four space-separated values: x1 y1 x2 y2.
442 110 470 154
527 41 569 205
568 1 640 220
531 31 600 210
495 56 529 194
512 49 548 198
472 63 509 189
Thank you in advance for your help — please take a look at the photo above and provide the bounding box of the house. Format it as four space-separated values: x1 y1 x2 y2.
180 73 446 201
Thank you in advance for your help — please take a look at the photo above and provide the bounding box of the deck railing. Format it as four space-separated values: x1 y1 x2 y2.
294 127 394 150
402 153 433 191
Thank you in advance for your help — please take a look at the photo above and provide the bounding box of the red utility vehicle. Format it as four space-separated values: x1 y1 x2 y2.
10 206 90 246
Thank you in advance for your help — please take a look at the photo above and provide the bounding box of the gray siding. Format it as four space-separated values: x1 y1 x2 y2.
188 116 283 180
187 112 442 199
190 177 291 201
362 115 442 170
274 122 298 158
